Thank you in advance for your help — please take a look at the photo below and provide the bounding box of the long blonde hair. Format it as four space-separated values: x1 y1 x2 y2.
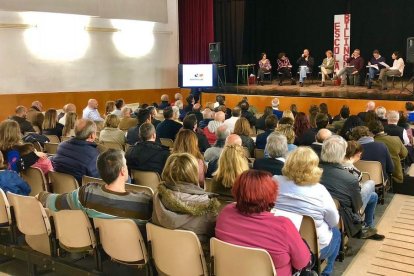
213 144 249 188
42 109 58 130
172 129 204 161
276 124 296 144
282 147 322 185
162 153 199 185
0 120 22 152
63 112 77 137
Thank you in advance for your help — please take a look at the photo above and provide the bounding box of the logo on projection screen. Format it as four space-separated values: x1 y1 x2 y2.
182 65 213 87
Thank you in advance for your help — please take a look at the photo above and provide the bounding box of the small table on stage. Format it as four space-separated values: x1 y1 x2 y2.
236 64 255 86
217 64 227 86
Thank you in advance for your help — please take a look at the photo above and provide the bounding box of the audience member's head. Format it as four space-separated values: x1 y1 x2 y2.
175 100 184 110
345 140 363 162
266 133 288 159
263 106 273 118
234 117 251 136
193 103 201 112
339 115 363 139
186 95 195 105
282 110 295 121
366 101 376 111
283 147 322 185
75 119 97 141
386 110 399 124
104 114 120 128
271 98 280 109
364 110 378 124
405 102 414 112
115 99 125 110
0 120 21 152
174 93 183 101
214 111 225 123
137 108 151 124
294 112 311 138
315 128 332 143
216 95 226 105
232 170 278 214
276 124 295 144
278 117 294 125
161 94 169 102
121 107 132 118
31 101 43 111
217 105 227 114
172 129 203 160
163 106 174 120
239 101 249 112
367 120 384 135
375 106 387 119
213 144 249 188
319 103 329 115
162 153 199 185
42 109 58 130
290 104 298 116
97 149 128 185
351 126 372 141
139 122 156 141
231 107 241 118
216 125 230 141
146 106 157 118
172 106 180 120
202 108 214 120
309 105 320 128
15 106 27 118
315 113 329 129
321 135 347 164
183 114 197 131
340 105 350 119
225 134 242 146
63 112 77 136
265 115 278 130
87 99 99 109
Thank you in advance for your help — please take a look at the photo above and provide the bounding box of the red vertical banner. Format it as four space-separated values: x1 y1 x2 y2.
333 14 351 72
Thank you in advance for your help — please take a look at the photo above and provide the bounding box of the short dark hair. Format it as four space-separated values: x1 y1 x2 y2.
265 115 278 130
351 126 372 140
261 52 266 59
278 52 286 59
183 114 197 130
316 113 329 129
97 149 125 184
216 95 225 104
279 117 294 125
340 105 350 119
163 106 174 119
345 141 363 159
393 51 400 59
367 120 384 135
186 95 194 105
139 122 155 141
239 101 249 111
373 49 380 55
115 99 124 109
232 107 241 117
406 102 414 111
137 108 151 124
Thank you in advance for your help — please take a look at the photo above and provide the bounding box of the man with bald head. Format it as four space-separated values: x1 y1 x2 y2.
204 111 225 145
10 105 35 134
83 99 104 122
310 128 332 157
52 119 100 182
59 103 77 125
358 101 375 122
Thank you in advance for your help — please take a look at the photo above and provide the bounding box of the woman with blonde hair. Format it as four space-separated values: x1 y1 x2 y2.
172 129 206 186
42 109 64 138
233 117 255 157
99 114 125 146
152 153 219 246
282 110 295 121
62 112 77 137
276 123 297 152
212 144 249 200
275 147 340 276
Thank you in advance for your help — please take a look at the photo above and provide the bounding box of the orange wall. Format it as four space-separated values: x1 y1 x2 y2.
0 88 190 121
200 93 409 115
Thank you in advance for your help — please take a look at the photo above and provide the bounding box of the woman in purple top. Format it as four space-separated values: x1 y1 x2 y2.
277 52 296 86
215 170 311 276
257 53 272 85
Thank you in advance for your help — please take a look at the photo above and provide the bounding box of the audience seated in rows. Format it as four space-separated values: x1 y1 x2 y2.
62 112 77 137
331 105 350 133
39 149 153 235
111 98 124 117
298 113 329 146
27 101 44 128
147 106 161 129
156 106 182 142
384 110 410 145
82 99 104 122
99 114 126 146
10 106 35 134
118 107 137 130
216 170 312 276
204 125 230 162
239 101 256 127
271 98 283 119
276 123 297 152
339 115 363 141
310 128 332 157
207 134 242 177
256 106 273 131
204 111 225 145
52 119 100 183
253 133 287 175
213 95 231 118
275 147 340 276
182 114 210 153
58 103 76 125
188 103 203 124
42 109 64 138
158 94 170 109
256 115 278 149
357 101 376 122
375 106 388 127
126 108 152 145
233 117 255 156
293 112 311 144
223 107 241 133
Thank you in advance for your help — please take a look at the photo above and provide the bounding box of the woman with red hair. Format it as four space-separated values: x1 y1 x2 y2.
293 112 311 145
215 170 311 276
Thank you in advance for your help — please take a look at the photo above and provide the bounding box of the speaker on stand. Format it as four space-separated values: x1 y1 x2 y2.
402 37 414 94
209 42 226 87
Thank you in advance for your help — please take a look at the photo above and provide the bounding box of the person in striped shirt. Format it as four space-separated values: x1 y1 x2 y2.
277 52 296 86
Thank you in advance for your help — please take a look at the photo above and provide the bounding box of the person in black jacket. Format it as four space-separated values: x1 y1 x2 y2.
126 109 151 145
253 133 287 175
156 107 182 141
384 110 410 145
182 114 210 153
10 106 35 134
298 113 329 146
125 123 169 175
147 106 161 129
296 49 314 87
319 135 384 240
239 101 256 128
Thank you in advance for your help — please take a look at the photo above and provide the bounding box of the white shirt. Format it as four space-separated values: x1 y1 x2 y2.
111 109 122 117
390 58 405 75
223 116 239 133
403 129 410 145
82 107 104 122
58 114 67 125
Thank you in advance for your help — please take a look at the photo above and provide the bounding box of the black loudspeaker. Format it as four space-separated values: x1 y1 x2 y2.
407 37 414 63
209 42 222 63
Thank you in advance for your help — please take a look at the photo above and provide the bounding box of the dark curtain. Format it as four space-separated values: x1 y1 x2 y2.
214 0 246 82
215 0 414 82
179 0 214 64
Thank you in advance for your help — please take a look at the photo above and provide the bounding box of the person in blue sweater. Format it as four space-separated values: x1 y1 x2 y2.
0 151 31 195
255 115 278 149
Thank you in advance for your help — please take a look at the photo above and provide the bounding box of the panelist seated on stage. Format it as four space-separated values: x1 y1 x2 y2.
296 49 314 87
367 49 386 89
334 49 364 87
276 52 296 85
319 50 335 87
379 51 405 90
257 52 271 85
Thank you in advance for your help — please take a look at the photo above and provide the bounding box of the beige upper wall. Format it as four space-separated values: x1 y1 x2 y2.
0 0 178 93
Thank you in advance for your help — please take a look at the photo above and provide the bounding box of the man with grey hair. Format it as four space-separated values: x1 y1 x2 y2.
253 133 287 175
204 111 225 145
52 119 100 182
357 101 375 122
204 125 230 162
320 135 383 240
384 110 410 145
310 128 332 157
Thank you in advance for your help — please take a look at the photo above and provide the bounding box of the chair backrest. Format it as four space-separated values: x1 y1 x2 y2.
81 175 106 186
43 143 59 155
49 171 79 194
44 135 60 143
354 160 384 185
53 210 96 250
99 141 124 151
20 167 48 196
159 138 174 148
0 188 12 226
93 218 148 264
210 238 276 276
204 178 213 192
146 223 208 276
32 141 43 152
299 215 319 257
254 148 264 159
60 136 72 142
131 170 161 192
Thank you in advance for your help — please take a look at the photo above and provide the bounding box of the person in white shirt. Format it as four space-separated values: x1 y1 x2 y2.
58 103 76 125
379 51 405 90
223 107 241 133
82 99 104 122
111 99 125 117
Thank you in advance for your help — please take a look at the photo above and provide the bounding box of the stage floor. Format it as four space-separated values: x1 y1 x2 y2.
208 81 414 101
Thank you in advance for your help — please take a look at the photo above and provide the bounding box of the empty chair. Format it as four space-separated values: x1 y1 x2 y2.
20 167 48 196
7 192 53 256
53 210 96 253
159 138 174 148
49 171 79 194
131 170 161 192
93 218 150 275
0 188 13 242
146 223 208 276
210 237 276 276
299 215 322 273
43 143 59 155
44 135 60 143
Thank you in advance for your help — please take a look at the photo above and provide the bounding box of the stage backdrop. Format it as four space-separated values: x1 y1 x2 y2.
334 14 351 71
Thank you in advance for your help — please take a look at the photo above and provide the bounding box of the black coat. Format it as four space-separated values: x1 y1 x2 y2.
10 116 35 134
125 141 170 175
156 119 182 141
241 110 256 127
253 158 284 176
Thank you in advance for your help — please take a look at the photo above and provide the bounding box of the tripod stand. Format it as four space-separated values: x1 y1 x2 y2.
402 73 414 95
